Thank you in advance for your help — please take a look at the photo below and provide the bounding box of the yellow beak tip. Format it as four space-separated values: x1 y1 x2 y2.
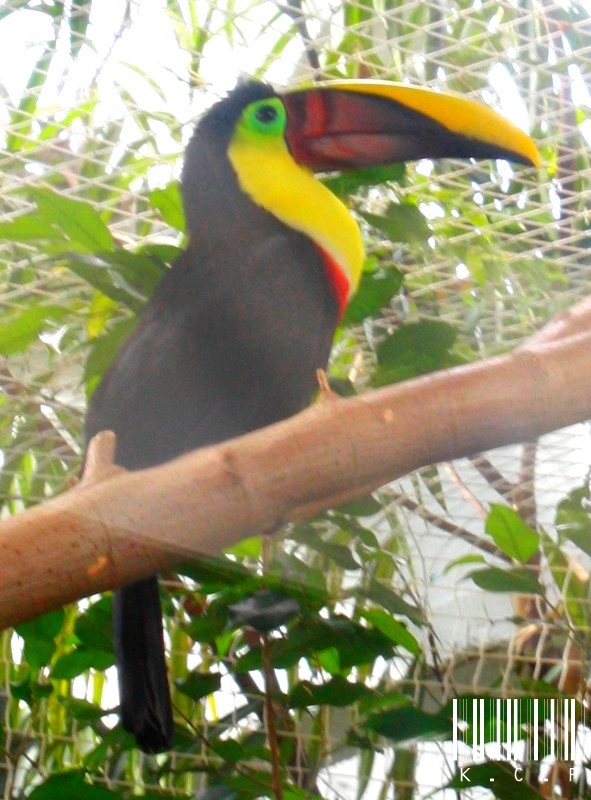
530 148 543 170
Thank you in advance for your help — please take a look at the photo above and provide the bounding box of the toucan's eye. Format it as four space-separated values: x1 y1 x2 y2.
242 98 285 136
255 105 278 124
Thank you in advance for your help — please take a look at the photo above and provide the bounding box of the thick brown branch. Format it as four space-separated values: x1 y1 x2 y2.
0 300 591 628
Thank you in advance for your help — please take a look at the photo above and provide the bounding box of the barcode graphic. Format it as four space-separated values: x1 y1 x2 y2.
452 698 584 763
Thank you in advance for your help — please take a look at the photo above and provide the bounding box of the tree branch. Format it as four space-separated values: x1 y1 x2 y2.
1 297 591 629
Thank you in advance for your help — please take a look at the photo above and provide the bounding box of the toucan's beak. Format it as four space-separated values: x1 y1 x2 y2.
282 80 540 172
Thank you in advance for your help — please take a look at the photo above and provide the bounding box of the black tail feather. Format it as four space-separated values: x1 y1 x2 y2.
113 577 174 753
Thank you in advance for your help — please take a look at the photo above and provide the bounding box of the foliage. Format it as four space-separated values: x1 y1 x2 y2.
0 0 590 799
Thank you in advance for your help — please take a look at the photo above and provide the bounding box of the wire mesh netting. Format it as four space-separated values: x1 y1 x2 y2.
1 0 591 798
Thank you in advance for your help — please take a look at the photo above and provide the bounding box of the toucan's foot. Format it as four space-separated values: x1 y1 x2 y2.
316 369 338 402
80 430 125 485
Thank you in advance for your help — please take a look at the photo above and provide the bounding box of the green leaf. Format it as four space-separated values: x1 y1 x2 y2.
139 243 184 264
287 526 361 570
0 214 66 242
359 581 425 625
0 305 68 356
211 739 245 765
75 596 114 654
176 671 221 701
360 202 430 247
264 553 329 608
178 556 251 591
317 646 341 674
519 678 572 701
52 648 114 680
360 610 420 654
184 611 228 642
354 526 381 550
282 788 325 800
70 0 92 57
289 675 371 708
142 796 194 800
149 182 186 231
16 609 65 642
343 267 403 325
555 485 591 556
356 746 375 800
323 542 362 570
227 770 276 797
322 163 405 196
66 257 139 312
6 48 53 152
93 249 167 298
67 249 166 312
330 513 380 549
468 567 544 595
37 99 97 143
22 639 55 670
325 375 356 397
84 318 137 391
81 726 136 768
28 771 119 799
10 679 31 705
485 504 539 563
373 320 459 386
365 705 450 742
543 534 590 627
16 609 65 669
26 188 114 252
235 616 395 673
443 554 487 574
87 291 117 338
225 535 262 559
62 699 110 722
357 690 413 716
11 678 53 705
335 496 382 517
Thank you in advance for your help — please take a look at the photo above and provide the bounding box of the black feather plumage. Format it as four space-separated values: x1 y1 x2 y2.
85 82 339 752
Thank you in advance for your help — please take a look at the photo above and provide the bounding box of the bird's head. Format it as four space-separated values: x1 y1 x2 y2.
185 79 539 312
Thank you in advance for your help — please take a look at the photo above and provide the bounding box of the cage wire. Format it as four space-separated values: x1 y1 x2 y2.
0 0 590 798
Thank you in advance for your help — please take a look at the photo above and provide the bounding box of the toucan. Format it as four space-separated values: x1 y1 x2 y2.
85 79 539 753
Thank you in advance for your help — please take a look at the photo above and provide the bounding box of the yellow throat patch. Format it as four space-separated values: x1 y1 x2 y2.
227 104 364 301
